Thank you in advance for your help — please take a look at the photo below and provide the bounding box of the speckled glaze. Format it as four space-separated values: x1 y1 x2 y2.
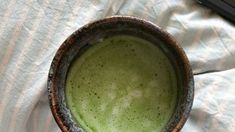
47 16 194 132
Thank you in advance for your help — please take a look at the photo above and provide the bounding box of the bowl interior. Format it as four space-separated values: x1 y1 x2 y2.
48 16 194 132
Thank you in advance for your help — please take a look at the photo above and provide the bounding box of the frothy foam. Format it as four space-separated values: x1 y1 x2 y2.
66 35 178 132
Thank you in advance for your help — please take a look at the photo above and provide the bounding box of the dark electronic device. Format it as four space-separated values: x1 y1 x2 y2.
196 0 235 23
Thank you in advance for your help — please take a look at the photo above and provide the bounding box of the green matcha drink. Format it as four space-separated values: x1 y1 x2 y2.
65 35 178 132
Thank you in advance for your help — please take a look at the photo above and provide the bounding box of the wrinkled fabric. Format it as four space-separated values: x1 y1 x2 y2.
0 0 235 132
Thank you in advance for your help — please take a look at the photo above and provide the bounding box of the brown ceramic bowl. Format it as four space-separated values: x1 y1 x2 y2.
47 16 194 132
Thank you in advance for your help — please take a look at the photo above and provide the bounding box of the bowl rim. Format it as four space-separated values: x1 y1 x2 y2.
47 15 194 132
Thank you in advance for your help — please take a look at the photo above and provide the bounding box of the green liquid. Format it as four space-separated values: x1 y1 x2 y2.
66 35 177 132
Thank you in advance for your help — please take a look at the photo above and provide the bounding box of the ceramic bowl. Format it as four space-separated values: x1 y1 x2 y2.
47 16 194 132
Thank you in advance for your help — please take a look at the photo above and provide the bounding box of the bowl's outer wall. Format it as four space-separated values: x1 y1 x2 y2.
47 16 194 132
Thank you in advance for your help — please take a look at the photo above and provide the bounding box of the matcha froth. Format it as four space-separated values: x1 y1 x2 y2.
65 35 178 132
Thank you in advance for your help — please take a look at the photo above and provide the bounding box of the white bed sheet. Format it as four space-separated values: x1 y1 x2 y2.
0 0 235 131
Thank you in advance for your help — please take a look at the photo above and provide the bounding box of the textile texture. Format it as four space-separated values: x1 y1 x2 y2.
0 0 235 132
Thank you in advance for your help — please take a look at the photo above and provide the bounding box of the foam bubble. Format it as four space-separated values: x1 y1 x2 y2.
100 104 107 111
81 100 88 109
112 107 119 115
108 92 116 100
129 89 142 98
148 80 159 87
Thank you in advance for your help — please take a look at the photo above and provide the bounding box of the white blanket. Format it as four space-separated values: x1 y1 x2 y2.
0 0 235 131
